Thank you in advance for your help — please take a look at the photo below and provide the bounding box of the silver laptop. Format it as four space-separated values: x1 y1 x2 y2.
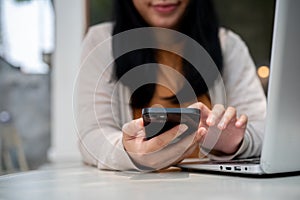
178 0 300 176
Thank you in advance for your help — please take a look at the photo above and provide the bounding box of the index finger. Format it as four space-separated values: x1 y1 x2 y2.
188 102 211 120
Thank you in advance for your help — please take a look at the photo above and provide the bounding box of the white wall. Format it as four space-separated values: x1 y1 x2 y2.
49 0 86 162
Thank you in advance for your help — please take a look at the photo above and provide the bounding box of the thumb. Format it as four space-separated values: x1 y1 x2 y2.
122 118 144 137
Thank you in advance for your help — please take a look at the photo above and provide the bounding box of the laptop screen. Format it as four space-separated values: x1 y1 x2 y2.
261 0 300 174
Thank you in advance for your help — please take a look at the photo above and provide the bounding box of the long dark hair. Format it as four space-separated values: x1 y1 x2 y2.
112 0 223 108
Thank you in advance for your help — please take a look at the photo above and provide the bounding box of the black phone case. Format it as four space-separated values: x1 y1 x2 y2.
142 108 200 140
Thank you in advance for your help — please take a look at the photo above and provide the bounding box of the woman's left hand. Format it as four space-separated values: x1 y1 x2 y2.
189 103 248 155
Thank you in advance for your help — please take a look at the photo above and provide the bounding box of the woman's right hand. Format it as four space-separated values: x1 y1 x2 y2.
122 118 205 170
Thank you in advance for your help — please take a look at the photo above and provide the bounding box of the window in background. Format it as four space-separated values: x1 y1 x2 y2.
0 0 54 74
0 0 53 173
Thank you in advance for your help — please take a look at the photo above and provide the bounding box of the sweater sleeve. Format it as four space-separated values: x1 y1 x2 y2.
204 29 267 160
76 23 144 171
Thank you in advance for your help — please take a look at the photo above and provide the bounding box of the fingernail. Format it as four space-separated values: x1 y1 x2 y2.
218 121 225 129
207 116 214 125
178 124 188 133
235 121 242 127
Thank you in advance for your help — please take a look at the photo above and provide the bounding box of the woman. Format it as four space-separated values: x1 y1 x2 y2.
76 0 266 171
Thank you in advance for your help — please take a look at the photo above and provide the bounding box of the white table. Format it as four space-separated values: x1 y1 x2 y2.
0 162 300 200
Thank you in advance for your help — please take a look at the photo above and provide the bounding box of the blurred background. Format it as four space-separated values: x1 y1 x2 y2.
0 0 275 174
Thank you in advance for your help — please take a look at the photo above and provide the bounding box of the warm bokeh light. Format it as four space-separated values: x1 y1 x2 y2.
257 66 270 79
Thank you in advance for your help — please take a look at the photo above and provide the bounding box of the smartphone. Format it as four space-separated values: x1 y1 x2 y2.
142 108 200 140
